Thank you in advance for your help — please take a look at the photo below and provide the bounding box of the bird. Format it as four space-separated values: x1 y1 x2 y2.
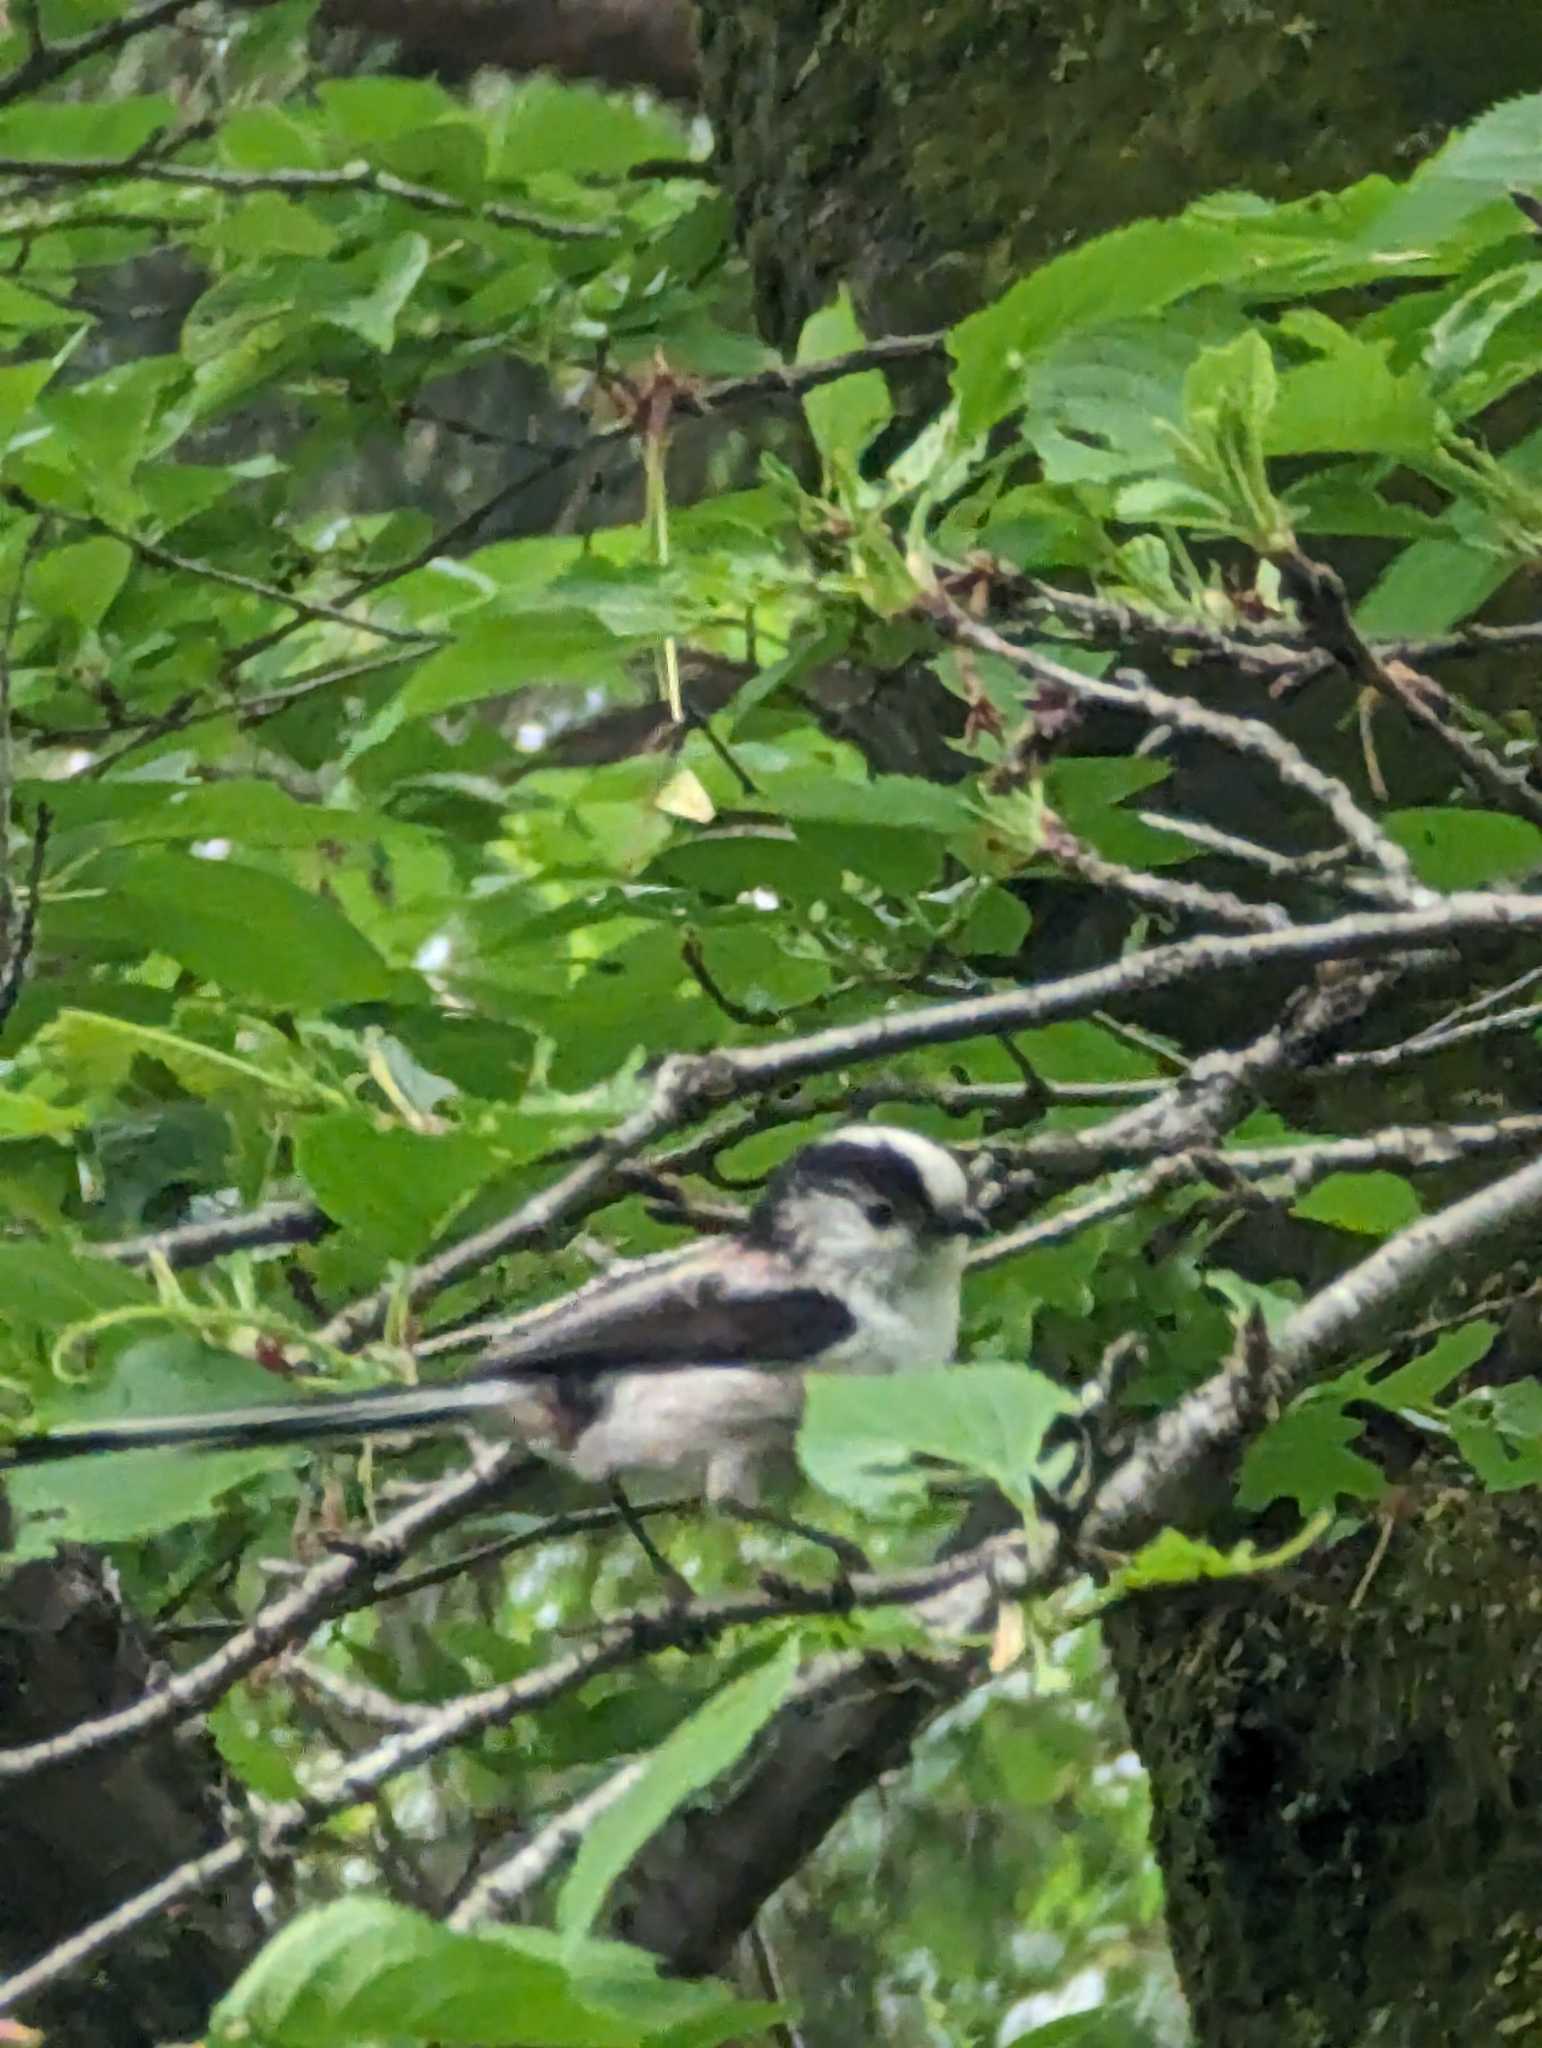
2 1125 988 1558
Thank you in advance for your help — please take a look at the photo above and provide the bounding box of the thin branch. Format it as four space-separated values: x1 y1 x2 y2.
715 893 1542 1094
1004 571 1542 684
930 594 1425 899
367 1496 694 1605
1040 813 1291 932
448 1760 649 1928
287 1658 443 1731
970 1162 1189 1268
1133 809 1410 905
2 483 442 649
0 1442 535 1786
0 1535 1026 2015
0 0 202 109
34 1127 1540 2013
1004 577 1316 681
1087 1146 1542 1544
0 1838 250 2017
220 338 952 678
852 1073 1161 1114
0 152 598 242
1326 998 1542 1073
0 799 46 1033
677 332 945 413
316 895 1542 1349
319 1060 706 1350
1281 552 1542 832
96 1199 333 1269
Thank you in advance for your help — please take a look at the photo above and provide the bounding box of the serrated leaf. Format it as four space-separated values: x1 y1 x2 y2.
1448 1380 1542 1493
295 1112 498 1258
952 214 1265 439
1372 1320 1497 1408
799 1364 1072 1514
1237 1398 1386 1515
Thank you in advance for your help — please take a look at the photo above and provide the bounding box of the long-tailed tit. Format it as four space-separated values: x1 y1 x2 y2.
3 1126 987 1539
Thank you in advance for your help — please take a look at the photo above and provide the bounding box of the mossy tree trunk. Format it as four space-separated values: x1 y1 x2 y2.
688 6 1542 2041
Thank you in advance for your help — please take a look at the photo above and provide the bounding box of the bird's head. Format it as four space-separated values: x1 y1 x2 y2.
747 1123 989 1277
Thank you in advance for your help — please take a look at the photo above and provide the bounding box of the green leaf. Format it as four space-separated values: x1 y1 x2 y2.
951 214 1266 439
1291 1172 1423 1237
495 76 689 178
0 1239 153 1344
0 352 65 448
797 287 892 472
393 616 632 722
1373 1320 1496 1408
36 1009 330 1106
210 1897 762 2048
0 94 173 160
1448 1380 1542 1493
1269 323 1439 458
757 768 972 837
1375 90 1542 249
29 534 132 629
320 231 431 351
799 1364 1073 1514
0 1086 83 1139
557 1639 801 1942
71 855 396 1008
1237 1398 1386 1515
1424 262 1542 410
295 1112 499 1258
1385 807 1542 889
1107 1528 1242 1590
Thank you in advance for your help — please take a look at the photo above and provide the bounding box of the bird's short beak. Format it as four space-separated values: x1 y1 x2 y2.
954 1205 991 1240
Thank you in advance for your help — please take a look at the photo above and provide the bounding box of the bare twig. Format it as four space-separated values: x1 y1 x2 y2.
0 0 202 109
1281 552 1542 832
0 152 598 241
448 1760 649 1927
1040 813 1291 932
930 595 1426 899
97 1200 333 1269
970 1161 1190 1268
0 801 47 1033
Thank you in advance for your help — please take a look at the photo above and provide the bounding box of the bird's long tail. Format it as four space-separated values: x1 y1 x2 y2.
2 1378 526 1466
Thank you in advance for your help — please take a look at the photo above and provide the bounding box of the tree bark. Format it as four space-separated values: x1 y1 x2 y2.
695 0 1542 350
1105 1483 1542 2047
0 1552 262 2047
309 0 697 99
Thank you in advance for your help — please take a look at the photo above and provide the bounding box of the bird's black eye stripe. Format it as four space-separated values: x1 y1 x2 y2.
863 1197 897 1227
795 1140 934 1215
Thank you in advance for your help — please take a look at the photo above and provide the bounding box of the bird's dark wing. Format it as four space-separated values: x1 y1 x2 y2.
471 1242 854 1377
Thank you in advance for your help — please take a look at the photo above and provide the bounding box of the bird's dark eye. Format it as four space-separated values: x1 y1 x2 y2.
863 1198 896 1227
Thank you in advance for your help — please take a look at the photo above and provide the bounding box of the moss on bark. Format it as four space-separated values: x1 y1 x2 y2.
1105 1482 1542 2046
695 0 1542 347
